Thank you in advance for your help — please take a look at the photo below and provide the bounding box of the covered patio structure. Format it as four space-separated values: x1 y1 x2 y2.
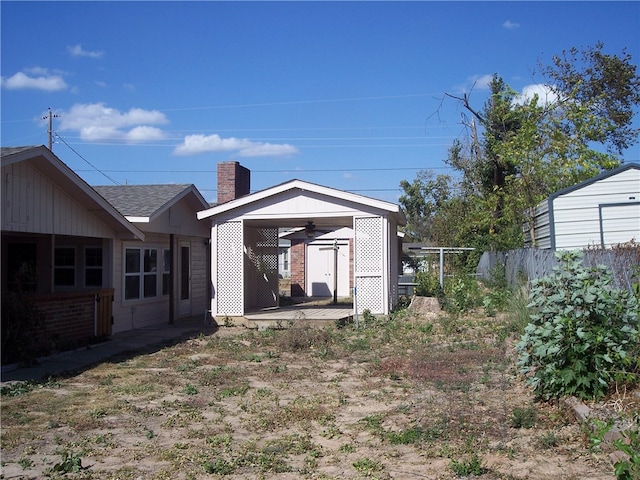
197 174 405 325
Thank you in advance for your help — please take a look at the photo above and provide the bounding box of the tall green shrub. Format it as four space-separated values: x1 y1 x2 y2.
515 251 639 400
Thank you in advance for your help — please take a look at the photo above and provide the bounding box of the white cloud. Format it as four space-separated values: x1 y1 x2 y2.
173 133 299 157
58 102 169 142
1 71 67 91
239 142 299 157
125 126 166 142
67 44 103 58
513 84 559 106
467 74 494 90
502 20 520 30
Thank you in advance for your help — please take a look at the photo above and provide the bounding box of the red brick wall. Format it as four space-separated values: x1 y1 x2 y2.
290 240 306 297
32 291 99 350
217 162 251 204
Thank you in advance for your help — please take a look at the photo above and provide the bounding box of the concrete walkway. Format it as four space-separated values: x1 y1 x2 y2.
1 317 217 385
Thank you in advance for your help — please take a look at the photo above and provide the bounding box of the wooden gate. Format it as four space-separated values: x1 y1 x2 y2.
95 288 114 337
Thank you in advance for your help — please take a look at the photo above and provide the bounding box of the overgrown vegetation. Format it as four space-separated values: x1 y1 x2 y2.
1 291 52 365
516 250 640 401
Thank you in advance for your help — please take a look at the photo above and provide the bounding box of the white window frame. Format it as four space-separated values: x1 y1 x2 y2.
124 246 169 301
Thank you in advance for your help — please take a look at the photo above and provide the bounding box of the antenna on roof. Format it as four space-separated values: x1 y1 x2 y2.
42 107 59 151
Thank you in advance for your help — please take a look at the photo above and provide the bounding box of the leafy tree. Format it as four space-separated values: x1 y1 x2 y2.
540 42 640 156
400 43 640 252
398 170 451 242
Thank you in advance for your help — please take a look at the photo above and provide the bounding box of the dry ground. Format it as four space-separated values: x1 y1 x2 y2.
0 298 630 479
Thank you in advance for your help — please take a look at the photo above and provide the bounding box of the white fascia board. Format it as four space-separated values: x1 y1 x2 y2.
125 216 151 223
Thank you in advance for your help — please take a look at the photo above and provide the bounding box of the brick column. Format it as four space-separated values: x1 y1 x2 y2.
290 239 306 297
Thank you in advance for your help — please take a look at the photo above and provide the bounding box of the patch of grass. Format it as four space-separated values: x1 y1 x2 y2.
197 365 240 386
353 457 385 475
450 453 487 477
203 458 235 475
510 404 537 428
184 384 198 395
115 381 155 396
176 358 201 372
18 456 34 469
537 431 559 449
207 433 232 449
218 383 249 399
275 323 333 352
339 443 355 454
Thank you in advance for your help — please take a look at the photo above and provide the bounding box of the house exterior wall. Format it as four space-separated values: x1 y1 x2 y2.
111 232 208 333
3 161 116 238
189 238 208 316
31 289 114 349
145 201 209 238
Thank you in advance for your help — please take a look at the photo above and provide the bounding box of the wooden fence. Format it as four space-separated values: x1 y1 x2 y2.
476 246 639 293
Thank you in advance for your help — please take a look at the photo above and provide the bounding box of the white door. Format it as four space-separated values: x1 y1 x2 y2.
306 241 350 298
600 203 640 247
178 242 191 316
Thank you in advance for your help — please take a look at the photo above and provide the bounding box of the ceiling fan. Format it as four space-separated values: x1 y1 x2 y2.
304 221 316 238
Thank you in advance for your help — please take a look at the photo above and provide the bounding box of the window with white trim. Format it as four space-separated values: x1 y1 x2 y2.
54 247 76 287
162 249 171 296
85 247 103 287
124 247 169 301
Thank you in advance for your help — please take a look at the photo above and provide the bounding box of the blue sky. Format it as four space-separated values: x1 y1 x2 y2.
2 1 639 204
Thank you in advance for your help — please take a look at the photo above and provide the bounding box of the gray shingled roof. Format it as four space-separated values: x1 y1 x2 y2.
1 145 42 157
93 184 193 217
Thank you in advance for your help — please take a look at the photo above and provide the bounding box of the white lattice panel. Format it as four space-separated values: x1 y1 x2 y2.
254 228 278 307
216 221 243 315
356 276 383 314
354 216 383 274
355 216 385 314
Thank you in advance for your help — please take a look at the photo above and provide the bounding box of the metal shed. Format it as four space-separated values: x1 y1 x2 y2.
526 163 640 249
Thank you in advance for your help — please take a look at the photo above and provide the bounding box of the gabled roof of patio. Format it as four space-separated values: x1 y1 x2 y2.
197 178 406 225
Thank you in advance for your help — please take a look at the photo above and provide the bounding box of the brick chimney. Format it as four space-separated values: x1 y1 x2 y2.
217 161 250 204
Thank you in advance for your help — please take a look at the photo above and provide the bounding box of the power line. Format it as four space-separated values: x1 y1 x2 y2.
74 166 454 174
159 93 442 112
55 134 121 185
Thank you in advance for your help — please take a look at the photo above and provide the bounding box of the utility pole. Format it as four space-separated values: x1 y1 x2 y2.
43 108 59 151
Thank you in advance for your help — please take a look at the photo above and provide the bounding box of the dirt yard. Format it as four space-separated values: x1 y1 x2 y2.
0 298 629 479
